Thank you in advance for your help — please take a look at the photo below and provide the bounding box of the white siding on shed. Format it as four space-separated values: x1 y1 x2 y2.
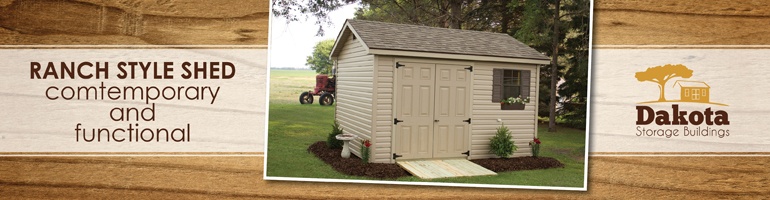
469 61 539 159
372 56 396 163
335 34 375 158
369 58 538 162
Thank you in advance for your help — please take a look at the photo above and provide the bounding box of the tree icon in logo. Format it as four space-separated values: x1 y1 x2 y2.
635 64 693 102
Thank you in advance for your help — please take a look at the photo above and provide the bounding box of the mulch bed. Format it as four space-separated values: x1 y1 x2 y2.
471 157 564 172
308 141 564 179
308 141 410 179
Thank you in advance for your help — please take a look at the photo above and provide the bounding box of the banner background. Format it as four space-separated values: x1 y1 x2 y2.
2 0 770 198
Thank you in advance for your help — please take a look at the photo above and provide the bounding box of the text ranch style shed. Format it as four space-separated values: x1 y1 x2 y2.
330 19 550 163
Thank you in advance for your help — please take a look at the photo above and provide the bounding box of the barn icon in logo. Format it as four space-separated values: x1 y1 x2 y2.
635 64 727 106
674 80 709 103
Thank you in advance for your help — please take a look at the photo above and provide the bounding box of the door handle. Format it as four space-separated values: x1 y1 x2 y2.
434 119 439 122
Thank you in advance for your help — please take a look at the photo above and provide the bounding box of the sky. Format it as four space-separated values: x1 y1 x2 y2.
269 4 359 69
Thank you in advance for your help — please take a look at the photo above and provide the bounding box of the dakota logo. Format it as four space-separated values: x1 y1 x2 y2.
636 105 729 125
633 64 730 125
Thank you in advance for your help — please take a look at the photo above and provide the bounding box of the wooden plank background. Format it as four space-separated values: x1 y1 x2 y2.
1 156 768 198
0 0 269 45
2 0 770 198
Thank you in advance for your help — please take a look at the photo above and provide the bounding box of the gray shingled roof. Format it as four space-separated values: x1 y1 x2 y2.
346 19 549 60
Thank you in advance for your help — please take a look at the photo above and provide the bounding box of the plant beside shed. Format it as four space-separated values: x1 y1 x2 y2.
489 124 518 158
326 122 344 149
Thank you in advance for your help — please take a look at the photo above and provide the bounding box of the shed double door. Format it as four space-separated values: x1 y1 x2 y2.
394 62 470 160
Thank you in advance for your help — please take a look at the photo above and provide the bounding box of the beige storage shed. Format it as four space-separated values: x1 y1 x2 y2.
330 19 550 163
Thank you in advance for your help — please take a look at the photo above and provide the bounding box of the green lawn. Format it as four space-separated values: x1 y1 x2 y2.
269 69 318 104
266 69 586 187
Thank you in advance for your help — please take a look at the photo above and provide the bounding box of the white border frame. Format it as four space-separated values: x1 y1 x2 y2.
263 0 594 191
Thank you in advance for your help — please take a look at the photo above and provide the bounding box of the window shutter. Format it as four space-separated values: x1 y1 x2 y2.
521 70 531 98
492 68 502 102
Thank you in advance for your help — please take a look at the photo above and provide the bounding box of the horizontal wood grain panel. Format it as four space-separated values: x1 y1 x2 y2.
0 152 264 155
594 0 770 45
0 0 269 45
0 156 767 198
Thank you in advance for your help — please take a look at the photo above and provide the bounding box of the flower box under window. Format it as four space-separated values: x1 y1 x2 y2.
501 103 525 110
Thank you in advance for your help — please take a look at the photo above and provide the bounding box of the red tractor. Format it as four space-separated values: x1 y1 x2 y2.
299 74 336 106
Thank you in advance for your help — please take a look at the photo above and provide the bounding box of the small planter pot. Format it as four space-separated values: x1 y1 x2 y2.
501 103 525 110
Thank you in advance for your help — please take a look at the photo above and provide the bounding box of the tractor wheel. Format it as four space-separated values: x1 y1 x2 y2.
319 93 335 106
299 92 314 104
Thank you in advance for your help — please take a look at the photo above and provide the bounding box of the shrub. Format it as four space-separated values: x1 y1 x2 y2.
560 115 586 130
489 124 517 158
326 122 344 149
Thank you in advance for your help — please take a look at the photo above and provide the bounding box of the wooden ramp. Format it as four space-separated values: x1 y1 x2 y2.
396 159 497 179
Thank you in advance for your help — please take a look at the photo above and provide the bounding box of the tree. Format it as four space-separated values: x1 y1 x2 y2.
516 0 590 131
515 0 554 119
635 64 694 102
516 0 564 132
547 0 560 132
306 39 336 74
557 0 591 130
559 0 591 101
272 0 357 36
355 0 521 32
355 0 452 28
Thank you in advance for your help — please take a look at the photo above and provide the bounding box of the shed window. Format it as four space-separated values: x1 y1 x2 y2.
503 70 522 99
492 68 531 102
